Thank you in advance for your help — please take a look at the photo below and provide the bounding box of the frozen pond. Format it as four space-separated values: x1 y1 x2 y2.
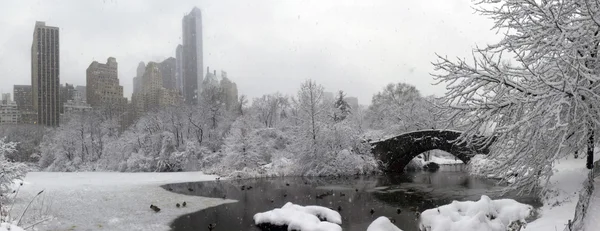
164 165 540 231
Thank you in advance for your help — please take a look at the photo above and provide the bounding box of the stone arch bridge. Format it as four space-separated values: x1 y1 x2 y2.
370 129 494 173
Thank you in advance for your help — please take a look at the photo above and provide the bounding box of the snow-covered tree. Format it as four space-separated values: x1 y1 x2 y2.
252 93 288 128
367 83 435 135
0 125 46 162
432 0 600 194
0 138 26 200
295 80 326 149
333 91 351 122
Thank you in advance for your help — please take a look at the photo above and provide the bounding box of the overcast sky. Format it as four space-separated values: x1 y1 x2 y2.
0 0 499 105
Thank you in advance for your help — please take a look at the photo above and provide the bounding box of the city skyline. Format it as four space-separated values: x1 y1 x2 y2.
0 0 500 105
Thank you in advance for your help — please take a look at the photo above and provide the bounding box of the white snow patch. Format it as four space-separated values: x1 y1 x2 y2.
254 202 342 231
526 155 599 231
583 178 600 231
366 216 403 231
418 195 533 231
10 171 232 231
429 155 463 165
0 223 24 231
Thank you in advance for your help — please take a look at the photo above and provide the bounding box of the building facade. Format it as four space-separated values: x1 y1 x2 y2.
74 85 86 103
133 62 145 94
0 103 20 125
31 21 60 126
142 62 163 112
131 62 183 118
63 100 92 114
175 45 183 93
160 57 176 90
219 71 238 111
86 57 127 116
13 85 36 124
182 7 203 104
1 93 11 104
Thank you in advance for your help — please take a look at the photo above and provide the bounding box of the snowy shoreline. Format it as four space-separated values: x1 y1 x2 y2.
10 171 234 231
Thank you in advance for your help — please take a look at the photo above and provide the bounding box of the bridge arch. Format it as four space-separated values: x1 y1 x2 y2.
370 129 492 173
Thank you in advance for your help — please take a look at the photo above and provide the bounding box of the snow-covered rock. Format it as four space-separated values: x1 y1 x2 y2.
419 195 533 231
281 202 342 224
0 223 24 231
253 202 342 231
366 217 403 231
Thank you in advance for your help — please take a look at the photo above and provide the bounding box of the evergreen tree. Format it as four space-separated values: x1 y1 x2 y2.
333 91 351 122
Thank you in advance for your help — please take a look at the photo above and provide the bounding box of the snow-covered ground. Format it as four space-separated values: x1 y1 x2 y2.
583 178 600 230
525 156 598 231
10 172 233 231
419 195 533 231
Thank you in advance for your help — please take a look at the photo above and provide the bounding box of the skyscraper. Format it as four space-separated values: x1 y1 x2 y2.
1 93 11 104
133 62 145 94
159 57 176 90
182 7 203 104
31 21 60 126
175 45 183 93
86 57 127 116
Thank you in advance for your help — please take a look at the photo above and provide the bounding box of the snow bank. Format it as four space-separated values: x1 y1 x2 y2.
429 155 463 165
0 223 24 231
366 217 403 231
253 202 342 231
526 154 600 231
11 171 231 231
419 195 533 231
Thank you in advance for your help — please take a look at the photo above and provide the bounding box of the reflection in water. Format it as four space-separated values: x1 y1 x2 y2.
165 165 540 231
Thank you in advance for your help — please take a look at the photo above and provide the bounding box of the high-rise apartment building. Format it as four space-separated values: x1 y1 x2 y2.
86 57 127 116
182 7 203 104
142 62 163 112
13 85 36 124
1 93 11 104
31 21 60 126
219 71 238 111
132 62 182 117
159 57 176 90
133 62 145 94
175 45 183 93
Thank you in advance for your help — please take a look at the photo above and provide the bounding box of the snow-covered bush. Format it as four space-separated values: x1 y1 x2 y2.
0 125 46 163
419 195 533 231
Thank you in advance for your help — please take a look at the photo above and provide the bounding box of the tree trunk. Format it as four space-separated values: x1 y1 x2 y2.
587 128 594 170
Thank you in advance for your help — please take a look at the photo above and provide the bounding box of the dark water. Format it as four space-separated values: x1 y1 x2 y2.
164 165 540 231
